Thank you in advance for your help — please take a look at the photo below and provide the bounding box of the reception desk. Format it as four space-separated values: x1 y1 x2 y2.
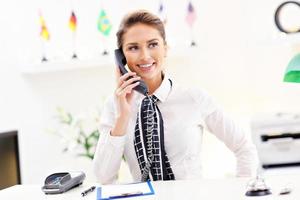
0 173 299 199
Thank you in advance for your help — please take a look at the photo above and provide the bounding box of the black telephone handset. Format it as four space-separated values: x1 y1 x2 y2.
114 49 149 96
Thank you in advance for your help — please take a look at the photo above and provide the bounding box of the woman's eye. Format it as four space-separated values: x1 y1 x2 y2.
128 46 138 51
149 42 158 48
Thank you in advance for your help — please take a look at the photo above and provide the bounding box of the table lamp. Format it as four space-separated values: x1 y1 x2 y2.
283 53 300 83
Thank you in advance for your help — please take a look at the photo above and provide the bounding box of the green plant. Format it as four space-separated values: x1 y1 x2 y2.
51 107 101 160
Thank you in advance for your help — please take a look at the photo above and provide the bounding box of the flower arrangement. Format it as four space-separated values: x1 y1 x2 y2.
50 107 101 160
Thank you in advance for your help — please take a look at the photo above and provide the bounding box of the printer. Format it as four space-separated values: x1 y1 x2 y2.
251 113 300 169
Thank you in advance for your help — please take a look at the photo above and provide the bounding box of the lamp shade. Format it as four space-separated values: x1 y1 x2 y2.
283 53 300 83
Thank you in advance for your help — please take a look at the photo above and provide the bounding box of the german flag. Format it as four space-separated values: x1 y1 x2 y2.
69 11 77 32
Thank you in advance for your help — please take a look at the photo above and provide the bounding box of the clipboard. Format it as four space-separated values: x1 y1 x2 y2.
96 180 155 199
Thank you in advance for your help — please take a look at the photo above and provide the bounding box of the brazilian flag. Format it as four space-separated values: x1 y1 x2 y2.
97 9 112 36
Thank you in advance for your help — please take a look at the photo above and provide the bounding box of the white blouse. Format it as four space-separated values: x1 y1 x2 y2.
93 76 258 184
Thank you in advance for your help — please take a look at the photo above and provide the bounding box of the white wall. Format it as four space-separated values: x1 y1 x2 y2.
1 0 300 184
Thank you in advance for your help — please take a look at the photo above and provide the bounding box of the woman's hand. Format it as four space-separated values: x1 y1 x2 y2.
111 69 140 136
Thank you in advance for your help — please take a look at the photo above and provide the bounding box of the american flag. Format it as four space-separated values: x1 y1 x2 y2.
185 1 196 28
159 2 164 13
158 1 167 24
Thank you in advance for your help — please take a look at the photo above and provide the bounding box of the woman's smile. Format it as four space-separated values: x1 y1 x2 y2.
137 62 156 72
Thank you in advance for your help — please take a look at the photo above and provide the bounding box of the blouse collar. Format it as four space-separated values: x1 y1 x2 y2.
153 75 172 103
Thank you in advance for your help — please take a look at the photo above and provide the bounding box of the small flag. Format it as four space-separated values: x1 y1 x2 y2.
185 2 196 28
97 9 112 36
158 1 167 24
39 13 50 40
69 11 77 32
159 3 164 13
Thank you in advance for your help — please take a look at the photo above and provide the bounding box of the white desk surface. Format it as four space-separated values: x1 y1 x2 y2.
1 174 299 200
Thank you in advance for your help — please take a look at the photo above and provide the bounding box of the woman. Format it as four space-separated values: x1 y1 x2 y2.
93 10 258 184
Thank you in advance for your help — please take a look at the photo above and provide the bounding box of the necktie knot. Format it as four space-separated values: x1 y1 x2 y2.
150 95 159 104
143 95 159 105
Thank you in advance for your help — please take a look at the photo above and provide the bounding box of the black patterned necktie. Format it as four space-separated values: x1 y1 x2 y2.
134 95 175 181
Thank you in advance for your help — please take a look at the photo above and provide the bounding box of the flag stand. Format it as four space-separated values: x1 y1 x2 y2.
102 50 109 56
186 1 197 48
69 11 78 59
190 41 196 47
42 56 48 62
72 32 77 59
190 27 196 47
101 35 109 56
41 39 48 62
39 11 50 62
72 53 78 59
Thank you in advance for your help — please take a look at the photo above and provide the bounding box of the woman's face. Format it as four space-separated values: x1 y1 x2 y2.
122 23 167 84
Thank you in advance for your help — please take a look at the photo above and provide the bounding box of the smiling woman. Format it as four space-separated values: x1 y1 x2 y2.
116 11 167 95
92 10 259 184
121 23 167 94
